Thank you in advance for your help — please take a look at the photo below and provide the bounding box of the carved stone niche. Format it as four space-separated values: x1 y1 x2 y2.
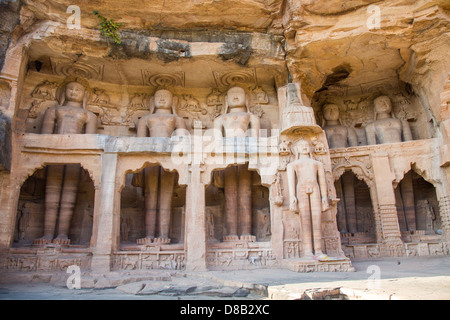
312 83 427 147
14 166 95 247
279 136 346 261
279 83 322 135
120 166 186 247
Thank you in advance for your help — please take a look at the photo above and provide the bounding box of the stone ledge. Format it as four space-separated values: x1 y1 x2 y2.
282 258 355 272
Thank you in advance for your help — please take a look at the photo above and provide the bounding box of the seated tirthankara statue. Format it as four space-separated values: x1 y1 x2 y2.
287 140 329 258
365 95 413 145
35 77 97 245
214 86 260 242
136 87 187 244
322 103 358 149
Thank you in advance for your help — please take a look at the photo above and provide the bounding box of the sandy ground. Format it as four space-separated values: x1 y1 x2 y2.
0 255 449 300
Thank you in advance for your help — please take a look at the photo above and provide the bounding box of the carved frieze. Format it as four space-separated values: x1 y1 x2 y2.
50 58 104 81
213 69 257 88
31 80 59 101
142 71 185 87
112 251 185 271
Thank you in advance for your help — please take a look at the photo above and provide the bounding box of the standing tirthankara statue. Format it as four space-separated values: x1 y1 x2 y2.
365 95 413 145
136 88 187 245
322 103 358 149
35 77 97 245
287 140 329 258
214 86 260 241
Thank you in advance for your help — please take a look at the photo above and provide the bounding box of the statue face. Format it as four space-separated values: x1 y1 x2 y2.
295 140 311 156
64 82 85 104
226 86 246 109
323 104 340 121
374 96 392 114
154 89 173 110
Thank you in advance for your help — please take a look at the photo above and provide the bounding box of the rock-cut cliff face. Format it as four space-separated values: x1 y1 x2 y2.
280 0 450 119
0 0 448 172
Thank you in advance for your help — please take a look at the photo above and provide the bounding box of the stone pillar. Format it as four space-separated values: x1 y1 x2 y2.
0 174 20 250
439 196 450 241
370 152 404 256
184 164 207 271
342 172 357 233
90 153 119 273
396 172 416 232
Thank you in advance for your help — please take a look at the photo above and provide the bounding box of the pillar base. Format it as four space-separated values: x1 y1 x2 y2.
90 254 112 273
380 239 405 257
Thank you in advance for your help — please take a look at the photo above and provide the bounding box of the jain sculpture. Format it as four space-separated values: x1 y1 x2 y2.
136 88 187 244
214 86 260 241
287 140 329 258
365 95 413 145
35 77 97 245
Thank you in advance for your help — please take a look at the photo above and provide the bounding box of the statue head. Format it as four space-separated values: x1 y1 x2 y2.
225 86 249 113
154 89 173 110
322 104 340 122
65 82 86 103
151 88 178 115
293 139 312 159
373 95 394 119
58 76 90 108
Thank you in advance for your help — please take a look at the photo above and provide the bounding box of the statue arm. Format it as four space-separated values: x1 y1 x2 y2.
402 120 413 141
85 112 98 134
213 117 224 143
174 116 188 136
317 162 329 210
317 162 328 198
365 123 376 145
347 126 358 147
41 107 56 134
136 117 148 137
249 114 260 138
286 163 297 211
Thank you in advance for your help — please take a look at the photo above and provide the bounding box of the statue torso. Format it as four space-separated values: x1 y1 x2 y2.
373 117 402 144
290 158 320 185
220 112 252 137
145 113 180 138
55 106 90 134
324 125 349 149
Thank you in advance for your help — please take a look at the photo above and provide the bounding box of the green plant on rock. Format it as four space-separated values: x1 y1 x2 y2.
93 11 123 45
